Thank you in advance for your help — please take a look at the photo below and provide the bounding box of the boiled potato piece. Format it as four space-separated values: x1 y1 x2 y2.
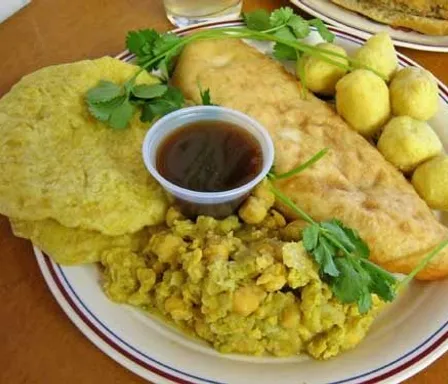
412 156 448 210
298 43 348 96
353 32 398 82
377 116 442 172
390 67 439 121
336 69 390 136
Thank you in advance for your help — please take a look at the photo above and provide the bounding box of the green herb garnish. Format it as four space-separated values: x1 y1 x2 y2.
268 149 448 313
198 82 216 106
86 7 387 129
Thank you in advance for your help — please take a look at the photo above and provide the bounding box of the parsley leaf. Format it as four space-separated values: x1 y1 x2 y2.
243 9 271 31
288 15 310 38
270 7 294 27
331 258 369 304
131 84 168 99
309 19 335 42
316 237 340 277
303 224 320 251
86 81 123 103
200 88 214 106
87 95 126 122
321 220 356 253
108 99 135 129
126 29 159 57
343 226 370 259
152 33 182 57
140 86 184 122
273 43 297 61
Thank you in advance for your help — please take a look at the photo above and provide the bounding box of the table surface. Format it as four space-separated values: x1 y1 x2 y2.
0 0 446 383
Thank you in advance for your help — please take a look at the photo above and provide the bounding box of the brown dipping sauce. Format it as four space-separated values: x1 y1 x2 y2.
157 120 263 193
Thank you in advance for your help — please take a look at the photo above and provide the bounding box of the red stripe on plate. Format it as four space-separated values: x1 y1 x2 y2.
44 255 197 384
40 21 448 384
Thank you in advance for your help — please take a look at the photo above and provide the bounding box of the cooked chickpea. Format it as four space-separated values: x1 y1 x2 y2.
164 296 192 321
280 219 308 241
253 181 275 207
165 207 185 227
239 196 269 224
203 243 229 262
233 286 265 317
149 233 185 263
256 264 286 292
280 305 301 329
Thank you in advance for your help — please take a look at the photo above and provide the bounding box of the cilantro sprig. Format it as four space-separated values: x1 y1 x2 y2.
268 149 448 313
244 7 334 61
86 7 387 129
86 80 184 129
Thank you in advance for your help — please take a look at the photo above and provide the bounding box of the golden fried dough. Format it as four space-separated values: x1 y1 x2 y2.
331 0 448 36
0 57 167 236
10 218 150 265
172 39 448 280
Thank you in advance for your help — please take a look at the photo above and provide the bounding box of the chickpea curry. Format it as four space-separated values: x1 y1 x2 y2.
101 182 381 359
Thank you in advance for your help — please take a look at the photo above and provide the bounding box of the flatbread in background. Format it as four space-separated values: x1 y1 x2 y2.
172 39 448 280
331 0 448 36
10 218 150 265
0 57 168 237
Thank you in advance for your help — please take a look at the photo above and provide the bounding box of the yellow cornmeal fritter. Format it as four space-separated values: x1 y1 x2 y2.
0 57 167 236
10 218 150 265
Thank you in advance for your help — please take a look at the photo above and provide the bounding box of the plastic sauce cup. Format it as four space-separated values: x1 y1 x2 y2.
142 106 274 218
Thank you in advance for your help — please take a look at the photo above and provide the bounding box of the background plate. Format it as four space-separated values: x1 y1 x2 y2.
36 22 448 384
290 0 448 52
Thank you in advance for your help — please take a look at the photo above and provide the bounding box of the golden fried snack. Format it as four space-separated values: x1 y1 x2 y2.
172 39 448 280
331 0 448 36
0 57 167 236
10 218 150 265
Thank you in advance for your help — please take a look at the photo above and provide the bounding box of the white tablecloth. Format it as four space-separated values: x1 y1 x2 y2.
0 0 30 24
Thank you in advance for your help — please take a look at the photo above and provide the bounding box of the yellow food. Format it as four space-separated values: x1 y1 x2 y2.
0 57 167 236
239 180 275 224
336 69 390 136
101 206 382 359
331 0 448 36
353 32 398 82
298 43 348 96
173 39 448 279
390 67 439 121
412 156 448 210
377 116 442 172
10 218 149 265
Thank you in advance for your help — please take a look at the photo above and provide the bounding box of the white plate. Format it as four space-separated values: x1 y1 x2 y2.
290 0 448 52
35 22 448 384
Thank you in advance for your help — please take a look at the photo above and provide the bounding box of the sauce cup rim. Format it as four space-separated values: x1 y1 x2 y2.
142 106 274 204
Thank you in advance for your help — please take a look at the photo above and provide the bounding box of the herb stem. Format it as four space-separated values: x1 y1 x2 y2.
396 239 448 290
321 230 352 257
270 185 315 225
360 258 397 282
274 148 328 180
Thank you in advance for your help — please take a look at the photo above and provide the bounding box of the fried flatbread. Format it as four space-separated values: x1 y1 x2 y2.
172 39 448 280
0 57 167 237
10 218 150 265
331 0 448 35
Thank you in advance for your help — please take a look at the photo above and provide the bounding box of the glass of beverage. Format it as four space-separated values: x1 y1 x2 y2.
163 0 243 27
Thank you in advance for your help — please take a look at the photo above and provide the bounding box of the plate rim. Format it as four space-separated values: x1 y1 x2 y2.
289 0 448 52
35 21 448 384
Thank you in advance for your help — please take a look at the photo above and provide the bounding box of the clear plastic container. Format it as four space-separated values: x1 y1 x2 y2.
142 106 274 217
